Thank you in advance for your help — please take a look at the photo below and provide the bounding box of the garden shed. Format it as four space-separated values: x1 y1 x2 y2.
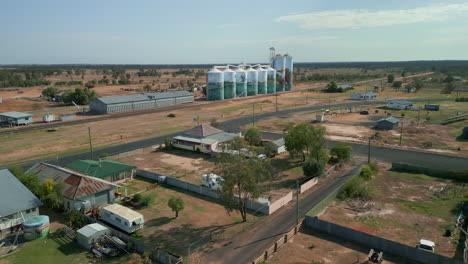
76 223 111 250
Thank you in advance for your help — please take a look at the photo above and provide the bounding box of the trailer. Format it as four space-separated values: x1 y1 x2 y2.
100 204 144 233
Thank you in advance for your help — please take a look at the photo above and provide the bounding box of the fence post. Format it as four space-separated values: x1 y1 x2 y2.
284 234 288 243
264 251 268 260
274 242 278 252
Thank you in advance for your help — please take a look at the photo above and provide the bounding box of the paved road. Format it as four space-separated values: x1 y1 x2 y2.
6 98 462 170
200 161 364 264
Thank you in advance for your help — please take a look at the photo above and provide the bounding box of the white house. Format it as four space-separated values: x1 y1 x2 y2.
0 169 43 234
172 124 239 153
387 100 413 110
350 92 377 100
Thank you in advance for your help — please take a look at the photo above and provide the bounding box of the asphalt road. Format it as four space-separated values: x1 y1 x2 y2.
200 161 365 264
7 98 463 171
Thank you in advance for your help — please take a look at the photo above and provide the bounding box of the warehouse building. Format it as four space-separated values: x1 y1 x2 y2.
0 111 33 126
90 90 194 114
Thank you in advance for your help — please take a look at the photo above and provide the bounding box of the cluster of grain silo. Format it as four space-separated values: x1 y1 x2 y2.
206 50 293 101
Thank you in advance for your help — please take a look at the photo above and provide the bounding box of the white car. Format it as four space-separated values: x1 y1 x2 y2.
417 239 435 252
202 173 223 191
257 154 267 160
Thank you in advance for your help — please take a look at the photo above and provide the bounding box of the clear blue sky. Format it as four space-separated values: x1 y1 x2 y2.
1 0 468 64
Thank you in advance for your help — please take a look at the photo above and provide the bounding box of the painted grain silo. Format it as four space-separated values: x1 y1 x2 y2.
207 68 224 101
235 67 247 97
256 66 267 94
246 67 258 96
223 68 236 99
273 56 286 92
284 55 293 91
23 215 50 240
265 66 276 94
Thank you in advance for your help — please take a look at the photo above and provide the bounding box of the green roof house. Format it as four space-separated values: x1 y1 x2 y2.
66 160 136 183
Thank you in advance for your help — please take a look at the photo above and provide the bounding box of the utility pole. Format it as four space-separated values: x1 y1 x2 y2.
399 122 404 146
417 109 421 126
275 93 278 112
368 137 371 164
197 114 200 126
88 127 94 160
296 179 300 225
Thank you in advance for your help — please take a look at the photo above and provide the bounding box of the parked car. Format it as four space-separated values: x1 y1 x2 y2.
360 110 369 115
417 239 435 252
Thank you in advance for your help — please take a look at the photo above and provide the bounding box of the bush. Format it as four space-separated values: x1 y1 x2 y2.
164 137 172 150
303 158 325 178
133 193 142 202
330 144 352 162
339 177 374 200
167 113 176 118
369 161 379 174
99 153 109 158
359 165 374 180
65 210 85 229
374 110 379 114
140 195 153 207
372 132 382 139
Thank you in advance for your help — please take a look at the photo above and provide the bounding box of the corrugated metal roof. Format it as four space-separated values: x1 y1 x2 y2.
0 111 32 118
0 169 43 217
102 203 143 222
65 160 135 180
184 124 223 138
77 223 109 237
94 90 193 105
377 117 400 124
389 100 413 105
26 163 115 200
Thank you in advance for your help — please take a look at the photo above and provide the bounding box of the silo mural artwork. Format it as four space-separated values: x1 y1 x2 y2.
207 68 224 101
266 67 276 94
235 67 247 97
223 68 236 99
284 56 293 91
256 67 267 94
246 68 258 96
273 56 286 92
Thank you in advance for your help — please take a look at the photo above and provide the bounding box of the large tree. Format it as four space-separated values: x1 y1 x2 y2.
168 197 185 218
387 74 395 83
243 126 262 146
284 122 328 163
216 153 273 222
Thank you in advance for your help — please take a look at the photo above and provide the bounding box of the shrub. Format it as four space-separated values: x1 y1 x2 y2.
359 165 374 180
369 161 379 174
372 132 382 139
330 144 352 162
140 195 153 207
167 113 176 118
374 110 379 114
164 137 172 150
303 158 324 178
65 210 86 229
339 177 374 200
133 193 142 202
99 153 109 158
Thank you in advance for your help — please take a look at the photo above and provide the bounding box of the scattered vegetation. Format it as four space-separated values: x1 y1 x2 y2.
330 144 352 163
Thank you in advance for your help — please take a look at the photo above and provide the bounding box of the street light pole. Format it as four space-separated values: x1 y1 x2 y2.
252 103 255 126
296 179 299 225
399 122 404 146
368 137 371 164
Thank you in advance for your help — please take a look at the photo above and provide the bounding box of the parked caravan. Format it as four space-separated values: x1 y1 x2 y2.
100 204 144 233
202 173 223 191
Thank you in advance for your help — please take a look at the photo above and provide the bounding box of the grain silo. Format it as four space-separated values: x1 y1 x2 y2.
265 66 276 94
246 67 258 96
235 67 247 97
223 68 236 99
207 67 224 101
284 55 293 91
256 66 267 94
273 56 286 92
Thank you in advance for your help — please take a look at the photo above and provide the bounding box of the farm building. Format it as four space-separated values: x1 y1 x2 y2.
0 169 43 234
76 223 111 250
338 84 353 90
387 100 413 110
0 111 33 126
172 124 239 153
424 104 440 111
376 116 400 130
261 132 286 154
90 90 194 114
350 92 377 100
27 163 119 211
66 159 136 183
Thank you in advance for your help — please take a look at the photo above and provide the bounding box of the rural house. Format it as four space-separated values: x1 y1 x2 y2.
65 160 136 183
387 100 413 110
261 132 286 154
0 169 43 234
172 124 239 153
27 163 119 211
350 92 377 100
376 117 400 130
0 111 33 126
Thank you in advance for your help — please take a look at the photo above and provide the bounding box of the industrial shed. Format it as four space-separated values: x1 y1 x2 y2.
27 163 120 211
90 90 194 114
376 117 400 130
0 111 33 126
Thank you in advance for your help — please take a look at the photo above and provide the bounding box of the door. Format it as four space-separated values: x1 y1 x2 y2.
94 190 109 206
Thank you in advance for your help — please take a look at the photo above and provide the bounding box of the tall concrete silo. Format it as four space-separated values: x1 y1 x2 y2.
207 67 224 101
246 67 258 96
235 67 247 97
284 55 293 91
256 66 267 94
273 56 286 92
265 66 276 94
223 68 236 99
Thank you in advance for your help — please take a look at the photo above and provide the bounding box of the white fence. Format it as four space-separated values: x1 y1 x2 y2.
300 177 318 193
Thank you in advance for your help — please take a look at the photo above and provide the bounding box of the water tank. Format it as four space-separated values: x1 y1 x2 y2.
223 68 236 99
256 67 267 95
23 215 50 241
273 56 286 92
235 67 247 97
284 56 294 91
207 68 224 101
265 67 276 94
246 68 258 96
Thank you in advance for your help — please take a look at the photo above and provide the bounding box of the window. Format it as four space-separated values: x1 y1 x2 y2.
104 212 110 218
25 209 31 214
32 208 36 212
124 222 128 226
115 218 121 223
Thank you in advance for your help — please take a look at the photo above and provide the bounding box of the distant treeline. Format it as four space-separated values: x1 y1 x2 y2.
296 73 383 83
